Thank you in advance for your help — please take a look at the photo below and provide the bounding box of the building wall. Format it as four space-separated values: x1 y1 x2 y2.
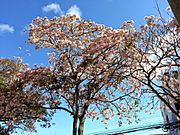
160 70 180 135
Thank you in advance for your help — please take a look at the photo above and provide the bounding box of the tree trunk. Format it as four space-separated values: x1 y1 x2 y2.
78 104 88 135
73 83 80 135
73 116 78 135
78 115 86 135
168 0 180 25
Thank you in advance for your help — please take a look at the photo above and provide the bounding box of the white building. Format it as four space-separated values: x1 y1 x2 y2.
160 70 180 135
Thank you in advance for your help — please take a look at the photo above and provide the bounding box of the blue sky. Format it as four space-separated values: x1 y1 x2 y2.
0 0 170 135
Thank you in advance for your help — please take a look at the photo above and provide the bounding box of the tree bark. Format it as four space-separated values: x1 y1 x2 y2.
78 116 86 135
167 0 180 25
73 116 78 135
73 82 81 135
78 115 86 135
78 104 88 135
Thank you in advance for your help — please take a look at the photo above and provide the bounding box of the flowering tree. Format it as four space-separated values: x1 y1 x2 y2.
25 14 143 135
128 15 180 119
0 58 52 134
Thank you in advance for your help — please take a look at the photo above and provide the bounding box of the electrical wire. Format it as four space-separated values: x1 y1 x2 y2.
85 120 180 135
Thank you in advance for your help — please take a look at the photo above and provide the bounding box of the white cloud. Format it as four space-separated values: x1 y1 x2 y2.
42 3 82 17
67 5 82 17
0 24 14 34
42 3 64 15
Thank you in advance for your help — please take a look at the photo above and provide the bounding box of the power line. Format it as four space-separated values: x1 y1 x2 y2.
86 121 180 135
